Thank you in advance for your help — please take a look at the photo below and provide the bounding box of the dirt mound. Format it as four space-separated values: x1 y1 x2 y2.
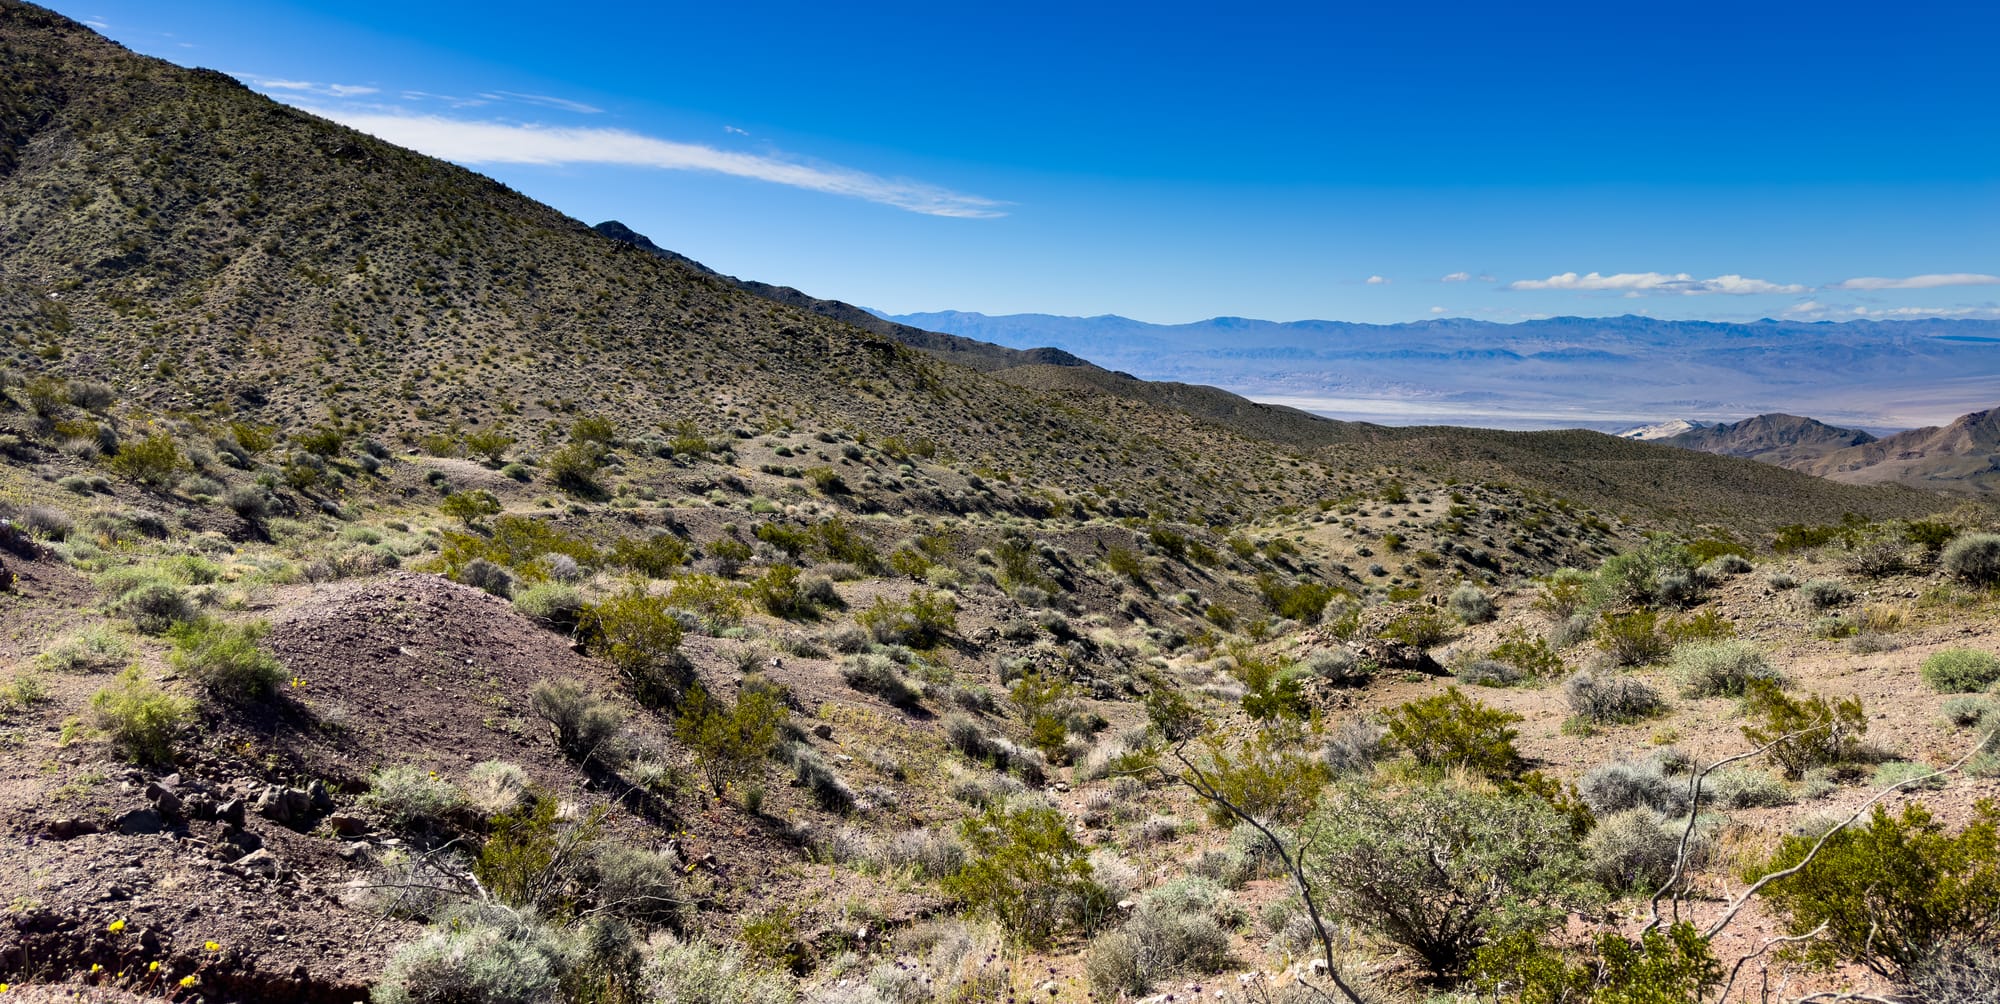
261 572 612 788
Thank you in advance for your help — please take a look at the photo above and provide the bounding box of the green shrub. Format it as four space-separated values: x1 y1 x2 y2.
1472 923 1720 1004
1085 877 1237 997
1941 532 2000 587
1705 767 1795 809
855 589 957 648
1596 609 1669 666
511 581 585 632
88 668 192 764
1488 625 1564 678
439 489 501 528
1872 760 1948 791
1191 720 1331 825
1257 574 1340 624
1921 648 2000 693
167 618 286 703
1580 758 1690 817
1741 680 1868 779
1308 781 1596 976
676 681 787 797
946 802 1111 948
360 765 468 832
529 679 624 767
107 432 186 488
457 557 514 598
1379 605 1456 648
1384 687 1523 779
610 533 689 578
109 577 195 634
1752 799 2000 979
1595 540 1701 609
1672 640 1785 697
578 586 687 704
1532 568 1594 621
839 653 923 709
747 564 828 620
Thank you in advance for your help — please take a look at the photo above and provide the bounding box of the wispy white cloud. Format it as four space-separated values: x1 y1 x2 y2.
1439 271 1471 282
1831 273 2000 291
1783 299 2000 320
242 75 378 99
1507 271 1808 295
487 90 604 115
1429 305 1447 314
311 109 1007 218
724 125 750 136
84 17 109 28
1365 275 1389 285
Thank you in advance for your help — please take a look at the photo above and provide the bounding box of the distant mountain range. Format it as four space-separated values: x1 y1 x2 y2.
880 309 2000 432
1655 409 2000 495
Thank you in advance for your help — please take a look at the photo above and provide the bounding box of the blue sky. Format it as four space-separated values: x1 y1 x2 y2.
56 1 2000 324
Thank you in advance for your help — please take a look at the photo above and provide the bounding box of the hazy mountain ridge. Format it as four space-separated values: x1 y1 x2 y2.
1657 409 2000 495
886 309 2000 430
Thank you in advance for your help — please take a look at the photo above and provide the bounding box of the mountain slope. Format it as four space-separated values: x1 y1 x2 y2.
1659 413 1877 466
1800 406 2000 493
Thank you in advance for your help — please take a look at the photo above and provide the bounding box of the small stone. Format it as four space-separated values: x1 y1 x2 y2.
325 814 369 837
217 799 247 829
232 849 281 878
812 724 834 740
306 780 335 813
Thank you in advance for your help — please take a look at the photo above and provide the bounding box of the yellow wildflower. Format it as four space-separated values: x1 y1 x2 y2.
90 964 102 974
178 975 197 988
204 940 221 952
107 918 126 933
149 961 160 972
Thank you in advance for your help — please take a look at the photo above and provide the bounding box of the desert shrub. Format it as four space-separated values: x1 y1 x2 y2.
1323 716 1389 776
456 557 514 598
1471 922 1721 1004
1922 648 2000 693
1660 608 1736 644
1741 680 1868 779
856 589 957 648
1488 625 1565 678
1903 940 2000 1004
35 625 131 673
1672 640 1785 697
1533 568 1594 621
372 905 567 1004
610 532 689 578
946 801 1111 948
1448 582 1497 624
1308 781 1595 976
748 564 828 620
1299 646 1370 686
109 577 195 634
676 681 787 797
1941 532 2000 587
1944 695 2000 730
530 679 624 767
1799 577 1854 610
1564 670 1665 724
1192 720 1332 825
589 843 699 933
511 581 585 632
107 432 186 488
1752 799 2000 979
788 745 857 812
88 668 192 765
1596 609 1669 666
463 761 533 817
1703 553 1753 577
643 936 796 1004
840 654 923 709
578 586 687 704
23 504 74 539
1384 686 1523 779
361 765 469 832
1580 758 1691 817
1457 659 1522 687
167 618 286 703
1085 877 1237 998
1705 767 1795 808
1595 540 1701 609
1379 605 1456 647
1585 809 1688 894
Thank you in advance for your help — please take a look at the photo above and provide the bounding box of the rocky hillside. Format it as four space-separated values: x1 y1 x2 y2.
1660 408 2000 496
1659 413 1877 466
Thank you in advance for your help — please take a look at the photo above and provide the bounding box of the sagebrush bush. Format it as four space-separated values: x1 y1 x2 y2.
457 557 514 598
34 625 131 673
529 679 624 767
372 905 567 1004
1702 553 1753 577
168 618 286 703
110 577 195 634
1799 577 1855 610
1872 760 1948 791
1941 532 2000 586
89 668 192 765
840 653 923 709
360 765 468 831
589 843 699 933
1585 809 1688 894
1704 767 1795 809
1448 582 1496 624
1580 759 1690 817
1564 670 1665 724
511 581 585 631
788 745 856 813
1085 876 1237 997
463 760 533 817
1322 716 1389 776
1458 659 1523 687
1672 640 1785 697
1920 648 2000 693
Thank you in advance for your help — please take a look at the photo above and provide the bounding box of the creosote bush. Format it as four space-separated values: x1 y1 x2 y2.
89 668 192 765
167 618 286 703
945 801 1110 948
1384 686 1523 779
1741 679 1868 779
1921 648 2000 693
